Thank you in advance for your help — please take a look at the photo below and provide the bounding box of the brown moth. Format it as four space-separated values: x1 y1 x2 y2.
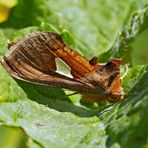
0 32 124 102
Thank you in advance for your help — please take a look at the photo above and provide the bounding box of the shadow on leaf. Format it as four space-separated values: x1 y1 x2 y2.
17 80 98 117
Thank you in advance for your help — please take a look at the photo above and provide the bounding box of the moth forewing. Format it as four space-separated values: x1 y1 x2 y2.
1 55 95 93
0 31 124 103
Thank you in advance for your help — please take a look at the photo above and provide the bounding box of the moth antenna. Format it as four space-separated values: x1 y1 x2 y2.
121 64 129 80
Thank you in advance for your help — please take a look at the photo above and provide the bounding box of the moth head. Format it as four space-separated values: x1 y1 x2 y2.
92 59 124 101
104 59 124 102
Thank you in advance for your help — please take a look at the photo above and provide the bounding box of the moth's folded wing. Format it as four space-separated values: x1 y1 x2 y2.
43 32 96 79
1 32 95 91
0 56 92 92
5 32 96 79
5 32 59 75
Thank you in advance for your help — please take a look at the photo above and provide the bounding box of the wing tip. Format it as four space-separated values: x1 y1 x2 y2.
0 56 17 76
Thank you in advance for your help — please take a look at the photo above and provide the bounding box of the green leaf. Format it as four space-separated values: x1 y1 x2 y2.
99 4 148 65
61 30 76 49
0 100 107 148
47 0 147 57
0 125 32 148
0 0 51 29
0 64 27 102
1 0 147 57
0 33 8 55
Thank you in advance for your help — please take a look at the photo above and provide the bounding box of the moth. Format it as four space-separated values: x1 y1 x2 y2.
0 32 124 102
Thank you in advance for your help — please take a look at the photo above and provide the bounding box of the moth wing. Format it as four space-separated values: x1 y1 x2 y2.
1 32 97 91
5 32 58 74
42 32 96 78
1 56 93 92
4 32 96 78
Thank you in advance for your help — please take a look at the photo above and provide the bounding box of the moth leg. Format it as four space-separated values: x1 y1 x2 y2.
62 88 80 97
67 92 79 96
121 64 129 80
